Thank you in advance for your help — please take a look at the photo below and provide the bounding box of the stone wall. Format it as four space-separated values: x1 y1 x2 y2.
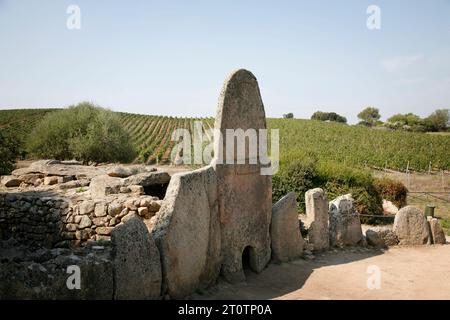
0 192 162 248
0 217 162 300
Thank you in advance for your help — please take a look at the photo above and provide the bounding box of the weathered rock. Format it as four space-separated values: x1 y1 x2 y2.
78 216 92 229
138 207 149 217
212 69 272 282
329 194 363 247
365 229 386 248
305 188 329 251
79 201 95 215
94 202 107 217
1 175 22 187
429 218 446 245
43 176 59 186
96 227 114 236
121 211 138 224
152 166 220 299
382 199 399 215
378 229 399 246
58 179 90 190
271 192 304 262
18 173 44 185
129 185 144 195
90 175 123 198
107 202 122 217
123 171 170 187
112 216 161 299
107 165 156 178
393 206 431 245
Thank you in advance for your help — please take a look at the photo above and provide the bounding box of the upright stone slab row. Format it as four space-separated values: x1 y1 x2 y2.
305 188 329 251
212 69 272 282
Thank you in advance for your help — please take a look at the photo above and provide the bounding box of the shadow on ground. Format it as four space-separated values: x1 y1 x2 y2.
191 248 385 300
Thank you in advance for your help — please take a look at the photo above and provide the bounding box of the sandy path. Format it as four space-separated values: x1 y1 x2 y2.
193 243 450 300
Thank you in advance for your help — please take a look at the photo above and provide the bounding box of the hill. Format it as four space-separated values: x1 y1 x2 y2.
1 109 449 171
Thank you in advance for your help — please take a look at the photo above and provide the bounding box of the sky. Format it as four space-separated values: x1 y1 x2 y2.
0 0 449 124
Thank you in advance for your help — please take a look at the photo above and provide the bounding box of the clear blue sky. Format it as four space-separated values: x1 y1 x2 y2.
1 0 449 123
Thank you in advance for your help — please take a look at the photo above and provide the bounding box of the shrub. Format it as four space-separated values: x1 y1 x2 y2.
27 102 136 164
272 158 319 212
373 178 408 208
311 111 347 123
272 156 384 219
0 131 19 175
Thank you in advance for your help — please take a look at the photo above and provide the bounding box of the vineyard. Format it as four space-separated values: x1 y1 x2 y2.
1 109 449 171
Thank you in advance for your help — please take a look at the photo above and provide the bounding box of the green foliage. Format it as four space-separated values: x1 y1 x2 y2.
311 111 347 123
268 118 450 171
425 109 449 132
272 158 319 212
373 178 408 208
283 113 294 119
358 107 381 127
26 102 136 164
386 113 427 132
272 156 383 218
0 131 19 175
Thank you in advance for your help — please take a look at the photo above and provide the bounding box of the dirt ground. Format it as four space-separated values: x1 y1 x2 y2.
193 241 450 300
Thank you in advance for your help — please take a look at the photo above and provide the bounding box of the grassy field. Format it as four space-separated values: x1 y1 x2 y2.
1 108 449 171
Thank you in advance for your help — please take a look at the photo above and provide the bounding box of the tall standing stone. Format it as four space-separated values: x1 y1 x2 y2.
212 69 272 282
305 188 329 251
428 217 446 245
271 192 304 262
151 166 221 299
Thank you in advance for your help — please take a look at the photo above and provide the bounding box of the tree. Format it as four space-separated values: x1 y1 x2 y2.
358 107 381 127
283 113 294 119
311 111 347 124
27 102 136 164
424 109 449 132
0 131 19 175
386 113 426 132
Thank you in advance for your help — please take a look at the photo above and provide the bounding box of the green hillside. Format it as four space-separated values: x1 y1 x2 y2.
1 108 449 171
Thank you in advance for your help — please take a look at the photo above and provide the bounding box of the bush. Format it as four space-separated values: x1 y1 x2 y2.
311 111 347 124
0 131 19 175
272 158 319 212
27 102 136 164
373 178 408 208
272 156 384 219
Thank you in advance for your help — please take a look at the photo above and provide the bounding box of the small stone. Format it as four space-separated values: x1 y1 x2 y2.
120 186 131 193
78 215 92 229
96 235 111 241
129 185 144 195
93 216 108 227
148 200 162 212
1 175 22 187
96 227 114 236
65 223 77 232
43 176 59 186
94 202 107 217
108 202 122 217
109 217 118 226
124 199 138 211
118 208 129 218
122 211 138 224
138 207 149 217
79 201 95 215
